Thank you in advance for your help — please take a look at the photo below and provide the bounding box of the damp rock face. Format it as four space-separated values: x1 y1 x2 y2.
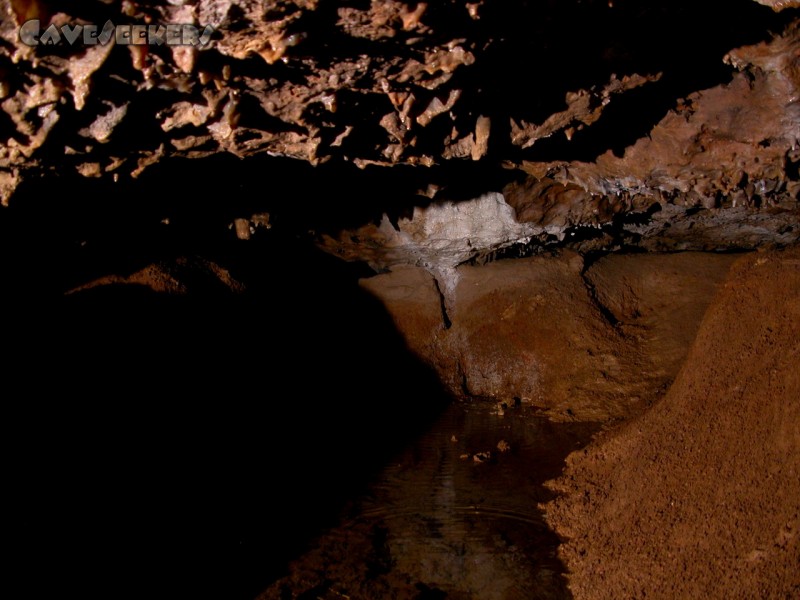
361 251 739 421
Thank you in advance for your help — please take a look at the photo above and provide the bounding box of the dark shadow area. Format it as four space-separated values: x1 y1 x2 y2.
0 154 518 289
0 170 453 600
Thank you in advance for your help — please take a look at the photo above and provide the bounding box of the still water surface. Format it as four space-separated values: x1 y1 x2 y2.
260 400 598 599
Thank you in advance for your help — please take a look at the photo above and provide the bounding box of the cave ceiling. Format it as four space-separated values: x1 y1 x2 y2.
1 0 798 262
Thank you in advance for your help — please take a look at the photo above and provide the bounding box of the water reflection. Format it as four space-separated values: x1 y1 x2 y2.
261 401 598 599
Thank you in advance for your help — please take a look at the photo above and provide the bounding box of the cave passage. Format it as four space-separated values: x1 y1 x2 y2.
1 162 598 600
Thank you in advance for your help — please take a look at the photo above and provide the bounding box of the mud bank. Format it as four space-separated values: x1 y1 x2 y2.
361 251 740 421
546 248 800 599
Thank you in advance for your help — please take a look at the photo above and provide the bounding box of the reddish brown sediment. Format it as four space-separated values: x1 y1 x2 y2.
545 248 800 599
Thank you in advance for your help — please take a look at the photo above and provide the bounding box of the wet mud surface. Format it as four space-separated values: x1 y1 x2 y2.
260 401 598 600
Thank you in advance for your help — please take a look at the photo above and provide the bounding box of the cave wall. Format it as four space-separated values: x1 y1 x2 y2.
361 251 739 421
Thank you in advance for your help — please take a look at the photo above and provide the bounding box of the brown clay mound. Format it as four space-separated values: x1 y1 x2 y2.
546 248 800 599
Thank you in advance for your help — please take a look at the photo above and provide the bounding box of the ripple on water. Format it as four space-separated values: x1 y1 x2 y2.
259 401 598 600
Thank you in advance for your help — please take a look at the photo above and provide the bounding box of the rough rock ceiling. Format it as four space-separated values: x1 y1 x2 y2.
1 0 799 265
